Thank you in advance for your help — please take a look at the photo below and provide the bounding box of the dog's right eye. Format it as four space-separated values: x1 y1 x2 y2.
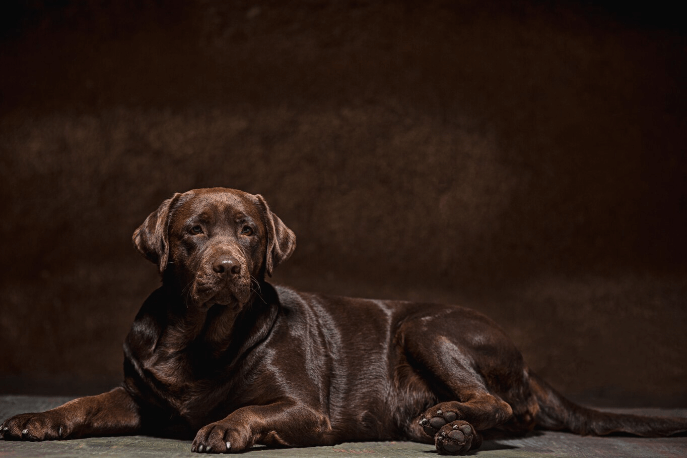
190 225 204 235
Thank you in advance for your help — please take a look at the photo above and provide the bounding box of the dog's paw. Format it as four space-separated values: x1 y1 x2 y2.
1 412 68 441
434 420 481 456
418 403 461 436
192 421 250 454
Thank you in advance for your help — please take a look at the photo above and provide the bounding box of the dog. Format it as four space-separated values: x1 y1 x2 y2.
2 187 686 455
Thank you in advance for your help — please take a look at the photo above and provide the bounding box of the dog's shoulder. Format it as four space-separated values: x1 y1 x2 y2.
125 287 170 349
122 286 186 377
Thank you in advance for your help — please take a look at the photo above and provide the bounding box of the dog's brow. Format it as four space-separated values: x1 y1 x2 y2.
193 212 213 223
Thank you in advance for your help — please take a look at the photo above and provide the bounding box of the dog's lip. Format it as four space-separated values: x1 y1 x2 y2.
203 289 251 308
209 302 242 312
210 297 236 307
201 294 236 308
193 279 251 308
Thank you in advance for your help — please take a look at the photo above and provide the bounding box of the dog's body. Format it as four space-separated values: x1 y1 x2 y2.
2 187 686 455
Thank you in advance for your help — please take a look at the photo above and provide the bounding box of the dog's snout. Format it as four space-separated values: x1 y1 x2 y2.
212 255 241 277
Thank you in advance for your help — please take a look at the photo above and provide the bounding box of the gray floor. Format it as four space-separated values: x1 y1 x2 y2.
1 396 686 457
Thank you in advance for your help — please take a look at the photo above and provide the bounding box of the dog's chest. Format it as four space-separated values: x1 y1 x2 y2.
130 325 233 418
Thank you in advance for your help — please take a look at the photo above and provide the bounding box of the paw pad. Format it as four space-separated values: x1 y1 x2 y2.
448 429 464 442
419 407 460 435
429 417 446 429
435 421 477 456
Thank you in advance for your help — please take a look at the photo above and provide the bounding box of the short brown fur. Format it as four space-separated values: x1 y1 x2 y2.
2 188 686 455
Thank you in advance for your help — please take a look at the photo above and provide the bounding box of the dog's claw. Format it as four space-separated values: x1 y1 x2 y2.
419 418 428 426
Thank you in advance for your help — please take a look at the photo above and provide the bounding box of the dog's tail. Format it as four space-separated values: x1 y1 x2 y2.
529 371 687 437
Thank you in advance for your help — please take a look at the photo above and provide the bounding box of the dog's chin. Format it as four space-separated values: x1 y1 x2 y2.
210 294 240 308
189 277 252 309
196 289 251 309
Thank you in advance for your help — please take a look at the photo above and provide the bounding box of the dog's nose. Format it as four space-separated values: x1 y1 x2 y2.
212 256 241 277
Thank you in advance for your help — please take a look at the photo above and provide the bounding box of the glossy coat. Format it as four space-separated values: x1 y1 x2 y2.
2 188 686 455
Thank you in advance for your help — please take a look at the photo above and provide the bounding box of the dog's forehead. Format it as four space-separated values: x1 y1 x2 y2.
173 189 261 224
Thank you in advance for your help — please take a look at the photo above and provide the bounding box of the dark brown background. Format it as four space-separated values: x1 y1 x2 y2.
1 0 685 406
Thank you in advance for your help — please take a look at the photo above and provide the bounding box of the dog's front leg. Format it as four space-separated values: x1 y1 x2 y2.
191 400 331 453
1 387 142 441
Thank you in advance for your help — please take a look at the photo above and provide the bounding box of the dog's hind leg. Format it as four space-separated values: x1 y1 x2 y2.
414 393 511 455
398 311 528 455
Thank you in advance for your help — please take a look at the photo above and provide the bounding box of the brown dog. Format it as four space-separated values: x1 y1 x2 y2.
2 187 686 455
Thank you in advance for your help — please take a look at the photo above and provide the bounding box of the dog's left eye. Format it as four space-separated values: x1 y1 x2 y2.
190 225 204 235
241 226 254 236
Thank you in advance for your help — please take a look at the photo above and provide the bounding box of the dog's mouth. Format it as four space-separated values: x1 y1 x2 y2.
208 290 249 308
190 279 252 309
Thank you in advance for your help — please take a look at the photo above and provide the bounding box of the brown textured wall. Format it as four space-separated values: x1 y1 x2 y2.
0 0 685 405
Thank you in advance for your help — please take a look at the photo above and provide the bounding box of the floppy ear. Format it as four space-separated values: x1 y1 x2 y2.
256 194 296 277
132 193 182 274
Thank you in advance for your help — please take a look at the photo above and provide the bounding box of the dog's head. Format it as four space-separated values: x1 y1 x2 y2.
132 188 296 309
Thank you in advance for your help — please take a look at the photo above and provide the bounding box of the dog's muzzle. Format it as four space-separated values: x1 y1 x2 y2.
190 251 252 307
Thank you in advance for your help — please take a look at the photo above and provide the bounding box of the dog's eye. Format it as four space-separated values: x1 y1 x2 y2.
241 226 253 236
190 225 204 235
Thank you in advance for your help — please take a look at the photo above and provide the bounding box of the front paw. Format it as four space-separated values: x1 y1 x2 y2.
1 412 69 441
191 421 251 454
435 420 481 456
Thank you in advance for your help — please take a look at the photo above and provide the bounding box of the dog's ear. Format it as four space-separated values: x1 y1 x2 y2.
132 193 182 273
255 194 296 277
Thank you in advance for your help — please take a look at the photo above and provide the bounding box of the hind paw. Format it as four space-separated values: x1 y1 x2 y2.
418 404 461 436
435 421 481 456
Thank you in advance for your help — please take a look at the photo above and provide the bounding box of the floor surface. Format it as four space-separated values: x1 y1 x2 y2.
1 396 686 457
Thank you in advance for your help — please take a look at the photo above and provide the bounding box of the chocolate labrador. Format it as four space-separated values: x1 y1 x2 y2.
2 187 686 455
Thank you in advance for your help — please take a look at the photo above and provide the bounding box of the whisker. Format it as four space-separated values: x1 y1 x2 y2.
251 286 267 304
249 275 266 304
250 275 262 292
180 279 194 309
